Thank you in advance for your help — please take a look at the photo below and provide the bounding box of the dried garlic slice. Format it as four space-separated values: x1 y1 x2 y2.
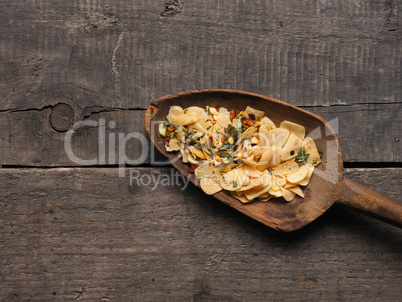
220 168 246 191
281 133 302 161
172 111 198 126
230 191 253 203
169 138 181 151
167 106 184 122
274 161 300 175
288 186 305 198
286 165 309 184
280 120 305 141
200 177 223 195
281 188 297 201
244 106 265 120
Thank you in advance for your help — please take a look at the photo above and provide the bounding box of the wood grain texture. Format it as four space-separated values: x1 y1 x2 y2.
305 103 401 163
0 0 401 300
0 167 401 301
0 102 400 166
344 167 402 200
0 0 400 109
338 177 402 228
0 0 401 165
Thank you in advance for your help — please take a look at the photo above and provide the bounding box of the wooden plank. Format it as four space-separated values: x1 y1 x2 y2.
0 167 401 300
1 103 400 166
1 1 400 166
304 103 402 162
0 109 154 167
344 167 401 201
1 1 400 165
0 0 400 110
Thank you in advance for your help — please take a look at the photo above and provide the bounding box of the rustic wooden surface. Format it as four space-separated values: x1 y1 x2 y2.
0 168 401 301
0 0 401 301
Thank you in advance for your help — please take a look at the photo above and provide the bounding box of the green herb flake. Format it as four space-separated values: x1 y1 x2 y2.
229 128 238 139
220 150 229 158
319 151 323 158
295 147 310 164
233 181 237 188
295 154 309 164
228 156 235 165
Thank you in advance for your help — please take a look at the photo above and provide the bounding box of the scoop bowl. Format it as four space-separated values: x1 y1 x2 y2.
145 89 402 231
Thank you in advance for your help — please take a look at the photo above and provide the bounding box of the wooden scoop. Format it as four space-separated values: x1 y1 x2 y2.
144 89 402 232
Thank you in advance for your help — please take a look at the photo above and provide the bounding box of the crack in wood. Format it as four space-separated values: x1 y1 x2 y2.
300 101 402 108
73 287 85 300
0 104 55 113
68 83 97 95
81 106 144 120
111 30 125 100
0 105 144 115
1 162 401 169
3 101 396 113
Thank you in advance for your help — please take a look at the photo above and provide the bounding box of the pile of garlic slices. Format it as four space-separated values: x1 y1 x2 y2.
158 105 322 203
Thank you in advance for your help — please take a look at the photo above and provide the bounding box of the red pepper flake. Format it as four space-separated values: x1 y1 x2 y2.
230 109 235 119
164 137 170 144
243 118 250 124
168 125 174 132
216 106 220 112
209 136 214 145
189 164 198 173
149 107 155 117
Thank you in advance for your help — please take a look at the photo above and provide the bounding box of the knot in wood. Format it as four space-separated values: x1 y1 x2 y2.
49 103 75 132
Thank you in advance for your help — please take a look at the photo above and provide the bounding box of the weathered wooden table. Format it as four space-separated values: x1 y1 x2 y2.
1 1 401 301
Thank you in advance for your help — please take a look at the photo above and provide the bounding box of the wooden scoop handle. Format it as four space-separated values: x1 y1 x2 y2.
336 178 402 228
